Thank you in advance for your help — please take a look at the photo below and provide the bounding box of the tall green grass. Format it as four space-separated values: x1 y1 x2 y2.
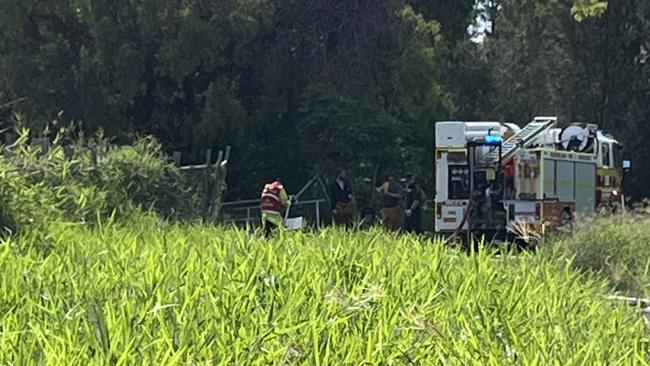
1 216 648 365
549 210 650 297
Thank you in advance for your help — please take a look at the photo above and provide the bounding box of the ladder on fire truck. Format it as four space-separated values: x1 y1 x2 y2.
484 116 557 164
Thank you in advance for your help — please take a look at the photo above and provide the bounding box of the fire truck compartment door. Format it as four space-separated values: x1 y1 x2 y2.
575 162 597 212
543 159 556 198
506 201 539 224
556 161 574 201
436 122 466 147
436 204 467 231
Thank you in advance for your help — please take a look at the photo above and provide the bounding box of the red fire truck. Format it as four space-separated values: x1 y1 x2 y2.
434 116 628 244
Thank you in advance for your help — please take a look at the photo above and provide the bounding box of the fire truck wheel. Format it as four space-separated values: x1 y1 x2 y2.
514 237 539 252
560 208 573 228
596 203 608 216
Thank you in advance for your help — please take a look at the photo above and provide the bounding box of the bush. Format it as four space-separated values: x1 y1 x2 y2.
88 135 199 220
6 129 109 223
0 125 200 235
0 158 58 235
548 210 650 297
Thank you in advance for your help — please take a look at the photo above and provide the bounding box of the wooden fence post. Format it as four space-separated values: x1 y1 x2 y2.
92 148 98 167
175 145 231 223
209 145 231 223
64 145 73 160
205 150 223 220
31 137 50 156
3 132 15 158
202 148 212 221
216 150 224 167
224 145 231 162
173 151 181 166
4 132 14 145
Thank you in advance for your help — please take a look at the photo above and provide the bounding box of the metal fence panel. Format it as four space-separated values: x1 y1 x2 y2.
220 199 326 230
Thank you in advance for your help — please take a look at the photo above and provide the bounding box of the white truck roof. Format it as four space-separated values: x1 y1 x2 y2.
435 121 518 148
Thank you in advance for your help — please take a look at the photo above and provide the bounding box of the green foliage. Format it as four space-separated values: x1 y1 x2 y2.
394 6 454 136
0 126 107 233
297 85 418 175
0 123 199 236
89 135 199 220
480 0 649 200
2 0 645 203
194 77 248 146
0 157 58 236
549 211 650 297
483 0 578 121
406 0 475 42
571 0 608 22
0 0 458 200
392 6 454 190
0 222 647 363
0 0 270 144
296 85 428 208
443 40 496 120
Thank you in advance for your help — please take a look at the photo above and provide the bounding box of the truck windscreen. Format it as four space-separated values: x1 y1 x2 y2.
613 143 623 169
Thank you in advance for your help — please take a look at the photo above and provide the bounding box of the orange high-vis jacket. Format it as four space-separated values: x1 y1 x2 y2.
260 181 290 226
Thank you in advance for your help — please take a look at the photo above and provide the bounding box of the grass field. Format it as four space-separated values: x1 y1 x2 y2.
1 215 649 365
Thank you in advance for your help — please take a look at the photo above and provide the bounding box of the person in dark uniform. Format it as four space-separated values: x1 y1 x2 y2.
330 168 355 228
377 175 404 231
403 173 423 234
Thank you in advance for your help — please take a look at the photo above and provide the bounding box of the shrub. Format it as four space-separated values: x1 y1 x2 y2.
0 124 200 235
5 128 109 223
0 157 58 235
88 135 199 220
548 209 650 297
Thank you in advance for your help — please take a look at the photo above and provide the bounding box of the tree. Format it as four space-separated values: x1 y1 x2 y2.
0 1 89 130
0 0 466 200
571 0 608 21
295 84 425 210
407 0 475 42
480 0 650 199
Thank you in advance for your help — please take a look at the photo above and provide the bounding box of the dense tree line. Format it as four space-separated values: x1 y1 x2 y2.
0 0 648 204
475 0 650 200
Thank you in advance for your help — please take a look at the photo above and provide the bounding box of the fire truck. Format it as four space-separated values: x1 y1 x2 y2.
434 116 628 244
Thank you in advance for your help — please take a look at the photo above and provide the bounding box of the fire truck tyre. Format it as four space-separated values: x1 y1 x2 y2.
560 208 573 227
514 237 538 252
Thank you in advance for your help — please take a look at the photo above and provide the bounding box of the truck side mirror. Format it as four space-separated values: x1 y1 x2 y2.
622 149 632 173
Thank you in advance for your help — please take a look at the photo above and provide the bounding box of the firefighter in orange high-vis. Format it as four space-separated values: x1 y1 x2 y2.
260 179 291 237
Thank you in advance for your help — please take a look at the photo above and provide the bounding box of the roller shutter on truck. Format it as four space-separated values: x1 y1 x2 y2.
555 160 574 202
574 162 596 213
543 159 556 198
542 155 596 214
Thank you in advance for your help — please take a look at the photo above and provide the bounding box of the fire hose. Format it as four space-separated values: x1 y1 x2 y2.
443 199 475 246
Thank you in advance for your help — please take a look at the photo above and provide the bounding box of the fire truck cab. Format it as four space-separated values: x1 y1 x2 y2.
434 116 625 243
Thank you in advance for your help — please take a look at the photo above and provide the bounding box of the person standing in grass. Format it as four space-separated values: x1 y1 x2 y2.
330 168 355 228
377 175 404 231
403 173 423 234
259 178 290 237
